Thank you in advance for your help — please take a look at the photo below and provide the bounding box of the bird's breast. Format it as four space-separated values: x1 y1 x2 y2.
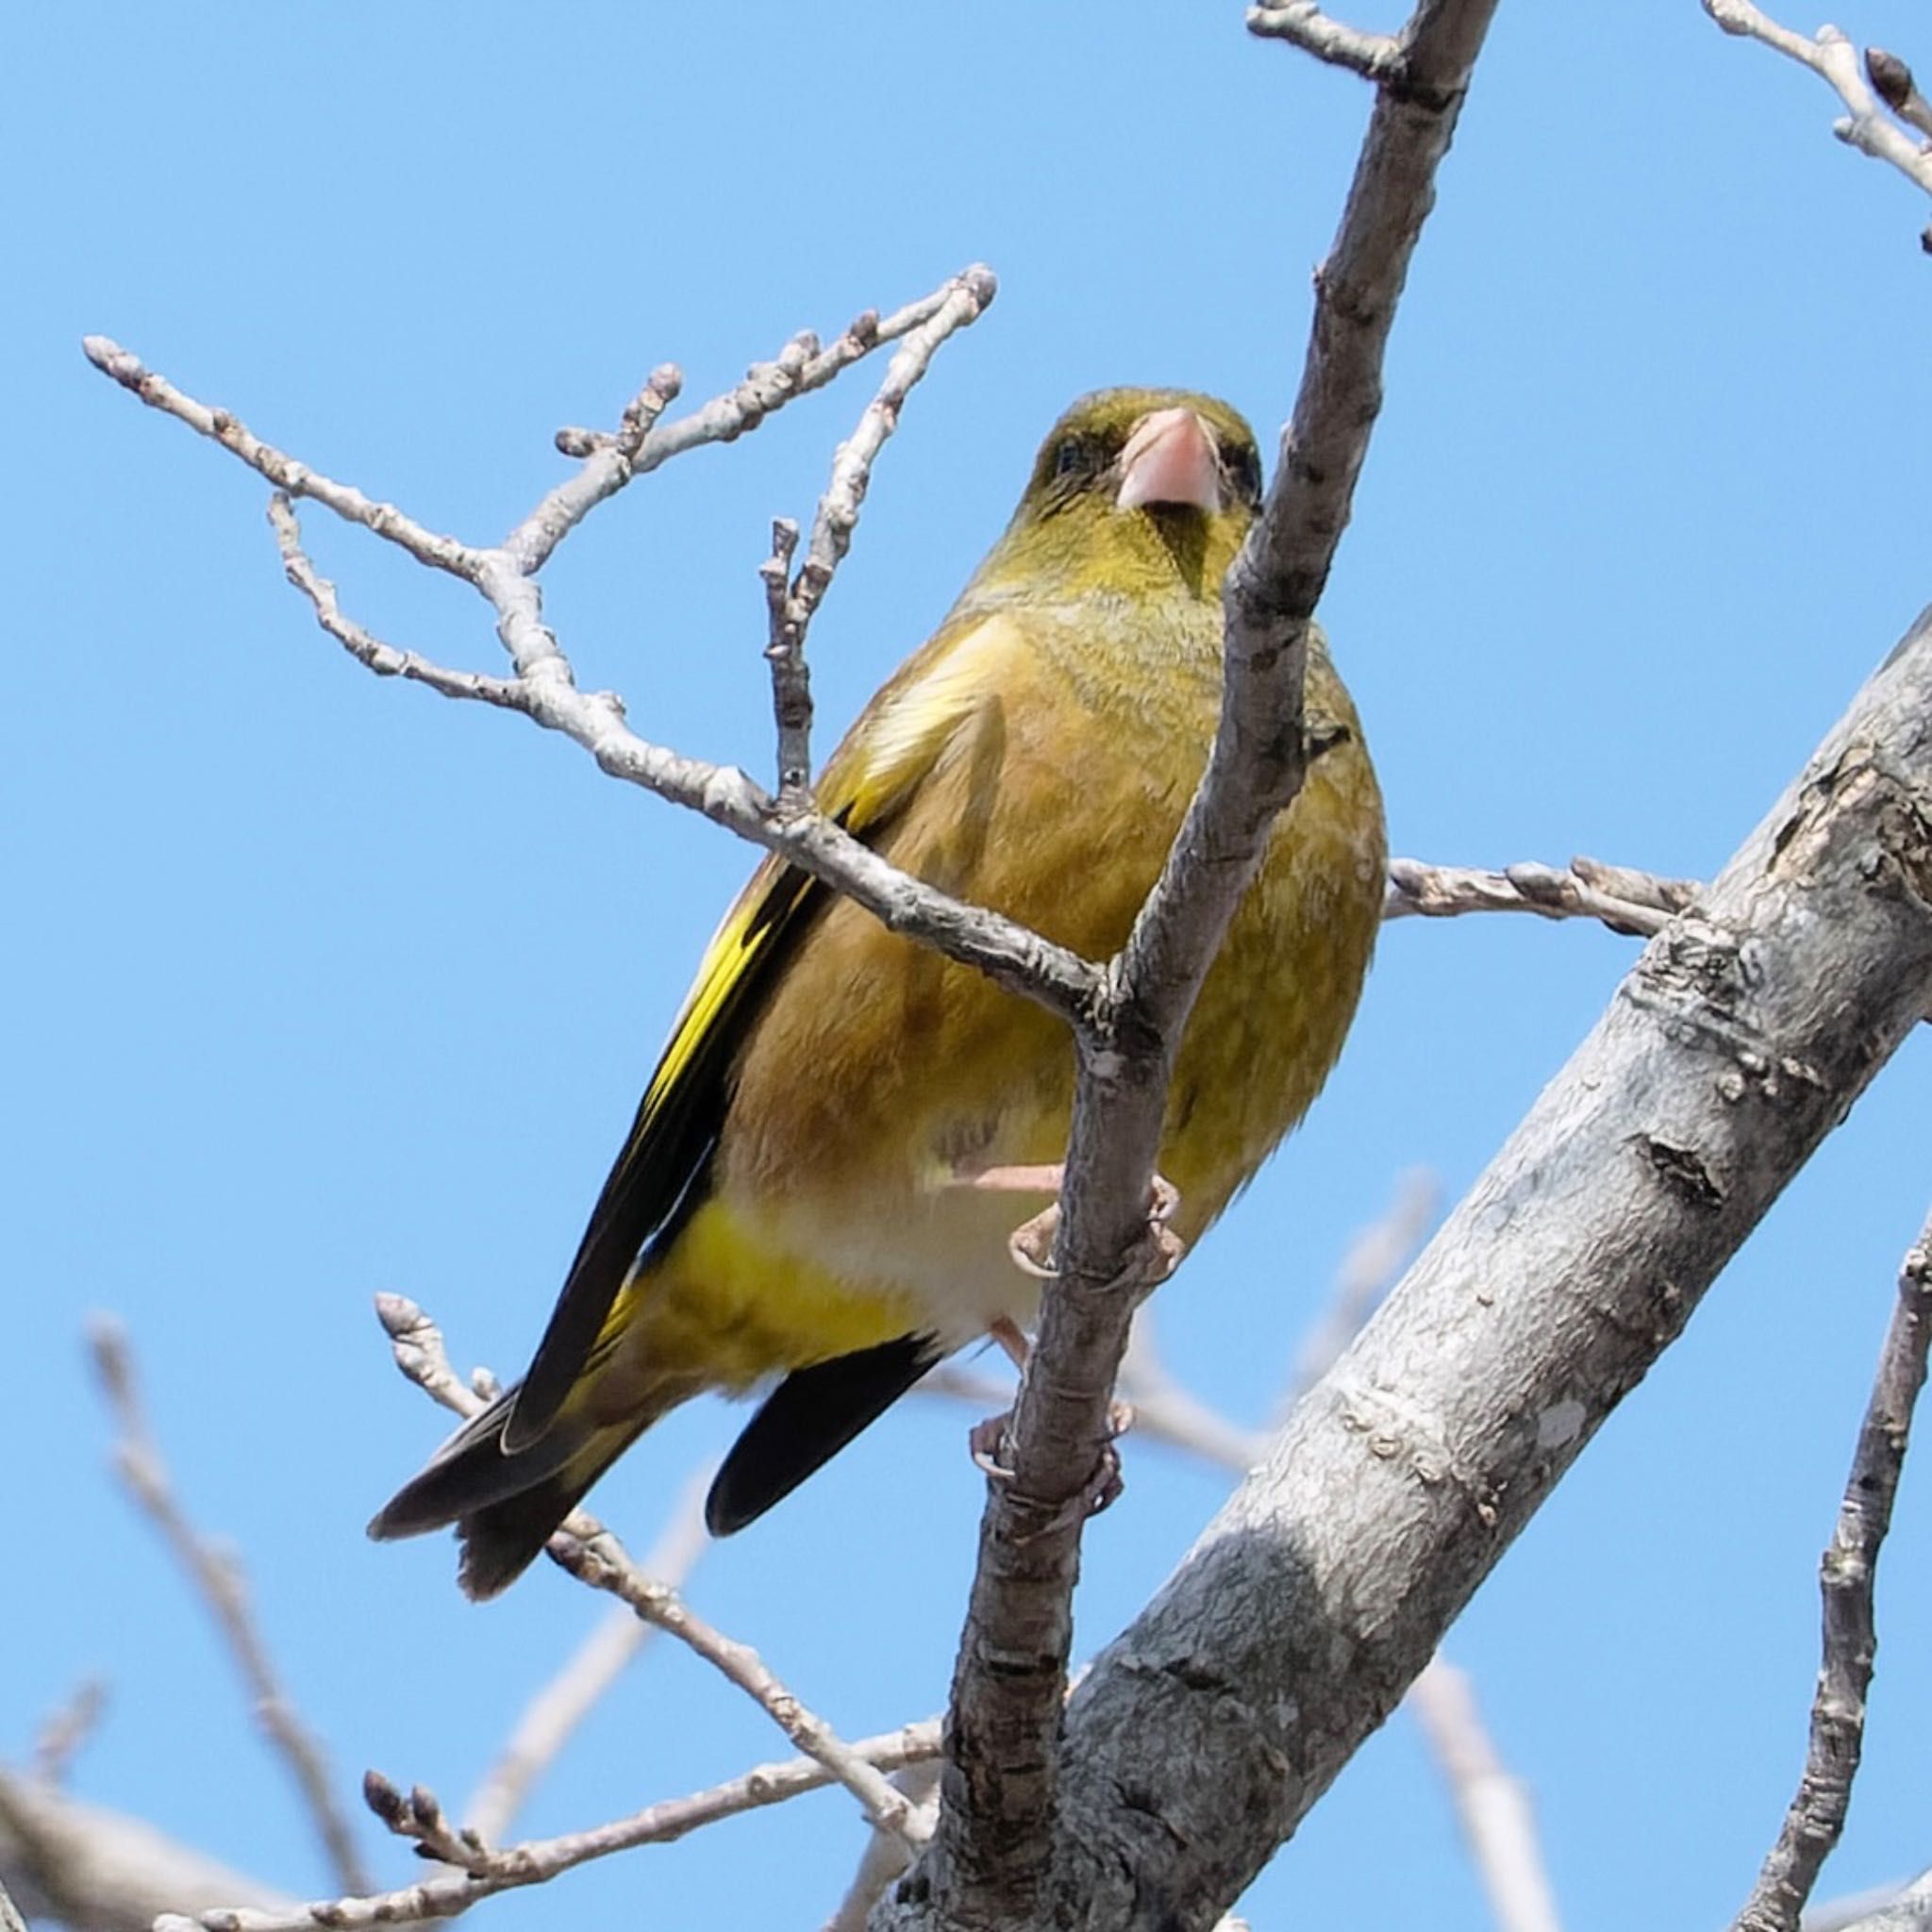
699 621 1383 1352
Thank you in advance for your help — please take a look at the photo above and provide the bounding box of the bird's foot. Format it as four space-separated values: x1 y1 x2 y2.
969 1407 1016 1480
967 1392 1136 1522
951 1162 1186 1282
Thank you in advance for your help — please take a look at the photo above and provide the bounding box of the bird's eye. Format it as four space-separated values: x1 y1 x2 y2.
1225 442 1263 506
1052 438 1091 480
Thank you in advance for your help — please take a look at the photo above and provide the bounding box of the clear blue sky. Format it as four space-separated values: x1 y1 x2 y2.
9 4 1932 1927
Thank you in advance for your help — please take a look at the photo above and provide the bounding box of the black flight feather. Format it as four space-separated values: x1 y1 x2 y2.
706 1334 941 1537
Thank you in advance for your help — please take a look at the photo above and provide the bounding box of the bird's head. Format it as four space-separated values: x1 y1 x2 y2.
975 388 1263 604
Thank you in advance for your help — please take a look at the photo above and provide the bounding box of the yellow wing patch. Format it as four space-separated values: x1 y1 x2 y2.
621 610 1025 1176
508 610 1026 1446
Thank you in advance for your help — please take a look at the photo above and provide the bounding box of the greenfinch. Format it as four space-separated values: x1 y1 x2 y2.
371 388 1386 1597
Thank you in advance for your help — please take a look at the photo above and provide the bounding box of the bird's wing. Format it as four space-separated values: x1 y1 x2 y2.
505 611 1023 1450
703 1333 943 1536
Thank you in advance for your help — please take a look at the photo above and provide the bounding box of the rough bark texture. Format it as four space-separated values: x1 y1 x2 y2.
1011 606 1932 1930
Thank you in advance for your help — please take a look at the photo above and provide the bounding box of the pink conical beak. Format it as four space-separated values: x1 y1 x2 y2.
1115 408 1224 513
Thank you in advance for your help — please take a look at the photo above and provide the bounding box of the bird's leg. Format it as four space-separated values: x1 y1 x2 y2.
967 1318 1028 1478
989 1314 1031 1372
949 1162 1179 1512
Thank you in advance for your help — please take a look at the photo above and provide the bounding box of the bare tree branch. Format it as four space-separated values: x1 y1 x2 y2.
1729 1207 1932 1932
1384 855 1700 937
461 1469 712 1845
1246 3 1403 78
372 1296 925 1850
1017 607 1932 1929
1704 3 1932 242
761 298 955 798
932 1173 1555 1932
28 1681 108 1792
924 4 1501 1921
86 1318 374 1898
545 1526 932 1851
81 337 483 577
1409 1663 1563 1932
147 1722 942 1932
86 274 1104 1037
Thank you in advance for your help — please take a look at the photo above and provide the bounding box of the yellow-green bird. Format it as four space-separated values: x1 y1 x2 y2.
370 388 1386 1597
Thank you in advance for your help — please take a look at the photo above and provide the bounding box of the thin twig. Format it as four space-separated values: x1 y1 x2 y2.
461 1467 713 1844
1704 3 1932 241
1409 1663 1564 1932
267 498 524 707
1246 2 1403 77
372 1296 925 1849
372 1293 480 1418
88 275 1048 1017
1384 855 1700 936
29 1678 109 1789
1729 1207 1932 1932
265 484 1097 1026
81 339 483 579
546 1527 930 1850
1287 1166 1441 1401
759 277 990 799
548 280 970 505
85 1318 374 1897
153 1721 943 1932
760 516 810 795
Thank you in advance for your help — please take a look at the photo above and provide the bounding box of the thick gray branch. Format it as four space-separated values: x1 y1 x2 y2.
1023 608 1932 1930
1811 1873 1932 1932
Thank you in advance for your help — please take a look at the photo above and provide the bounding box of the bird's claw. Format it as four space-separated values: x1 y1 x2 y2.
1008 1206 1059 1278
966 1399 1136 1523
969 1408 1015 1480
1002 1174 1186 1284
